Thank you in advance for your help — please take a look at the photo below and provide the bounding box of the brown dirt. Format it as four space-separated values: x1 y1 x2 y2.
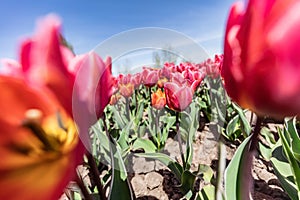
60 125 290 200
129 126 290 200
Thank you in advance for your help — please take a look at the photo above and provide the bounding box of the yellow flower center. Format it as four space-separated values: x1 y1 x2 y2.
22 109 78 156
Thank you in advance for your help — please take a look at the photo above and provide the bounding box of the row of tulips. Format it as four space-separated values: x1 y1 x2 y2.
0 15 114 200
111 55 223 112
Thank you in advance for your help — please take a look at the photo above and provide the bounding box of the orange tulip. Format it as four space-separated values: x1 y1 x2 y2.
151 89 166 110
222 0 300 117
0 76 81 200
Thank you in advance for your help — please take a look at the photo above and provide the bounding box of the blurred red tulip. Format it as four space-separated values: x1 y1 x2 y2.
222 0 300 117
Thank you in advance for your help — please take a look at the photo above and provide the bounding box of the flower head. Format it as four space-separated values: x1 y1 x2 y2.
164 81 193 112
222 0 300 118
0 76 81 200
151 89 166 110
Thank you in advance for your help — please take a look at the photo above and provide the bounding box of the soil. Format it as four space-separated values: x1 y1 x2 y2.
61 125 290 200
128 126 290 200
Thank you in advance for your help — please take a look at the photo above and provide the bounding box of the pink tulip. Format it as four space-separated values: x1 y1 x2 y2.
164 81 193 112
221 0 300 118
2 14 114 123
142 67 159 87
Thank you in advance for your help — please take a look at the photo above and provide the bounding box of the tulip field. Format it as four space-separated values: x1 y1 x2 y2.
1 0 300 200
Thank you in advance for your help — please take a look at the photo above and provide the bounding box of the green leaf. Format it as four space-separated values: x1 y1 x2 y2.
226 114 240 139
260 127 276 147
285 117 300 161
109 136 135 200
225 135 252 200
161 115 176 145
132 138 157 153
109 169 134 200
111 105 126 129
180 170 196 194
180 102 199 170
197 185 215 200
134 100 144 124
278 127 300 194
271 146 298 200
135 152 183 180
91 122 111 164
258 142 272 161
198 164 214 183
232 103 251 136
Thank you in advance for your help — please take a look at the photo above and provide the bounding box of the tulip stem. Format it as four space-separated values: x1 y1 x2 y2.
155 109 161 149
242 116 263 200
215 135 226 200
76 171 92 200
87 153 107 200
176 111 186 168
135 89 138 116
125 97 130 120
249 117 263 151
148 87 152 103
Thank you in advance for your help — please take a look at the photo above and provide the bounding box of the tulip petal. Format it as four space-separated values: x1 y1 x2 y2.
0 76 80 200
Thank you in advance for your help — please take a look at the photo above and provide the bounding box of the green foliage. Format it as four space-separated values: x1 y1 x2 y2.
225 135 252 200
271 118 300 199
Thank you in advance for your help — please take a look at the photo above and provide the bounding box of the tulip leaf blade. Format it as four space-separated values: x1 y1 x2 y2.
197 185 215 200
135 152 183 180
132 138 157 153
225 135 252 200
278 126 300 195
180 170 197 194
271 147 298 200
108 135 135 200
285 117 300 161
225 114 242 140
232 103 251 136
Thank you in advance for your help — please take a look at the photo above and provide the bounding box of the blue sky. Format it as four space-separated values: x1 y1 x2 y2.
0 0 237 64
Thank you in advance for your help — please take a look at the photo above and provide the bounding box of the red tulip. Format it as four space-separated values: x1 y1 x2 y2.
222 0 300 118
164 82 193 111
